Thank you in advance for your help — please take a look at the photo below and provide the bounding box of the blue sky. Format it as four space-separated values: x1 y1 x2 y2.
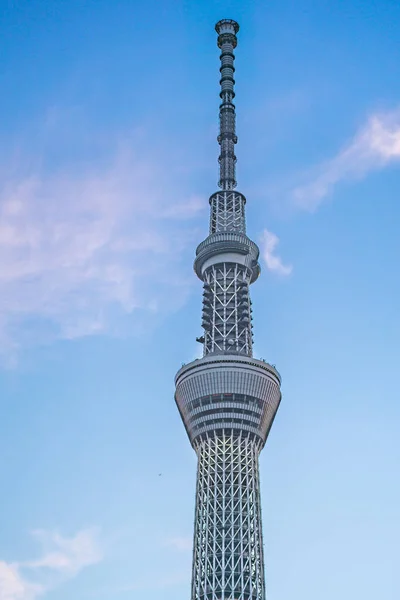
0 0 399 598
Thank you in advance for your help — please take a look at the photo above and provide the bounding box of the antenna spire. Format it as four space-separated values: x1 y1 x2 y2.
215 19 239 190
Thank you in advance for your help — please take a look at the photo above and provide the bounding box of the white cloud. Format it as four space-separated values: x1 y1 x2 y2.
292 108 400 210
260 229 292 276
0 134 204 359
0 529 102 600
25 529 103 575
0 562 42 600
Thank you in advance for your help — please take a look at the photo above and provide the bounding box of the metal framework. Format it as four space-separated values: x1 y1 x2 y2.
175 19 282 600
192 433 265 600
210 191 246 234
202 263 253 356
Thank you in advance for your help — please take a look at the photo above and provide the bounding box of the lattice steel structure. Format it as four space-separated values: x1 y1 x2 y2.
175 19 282 600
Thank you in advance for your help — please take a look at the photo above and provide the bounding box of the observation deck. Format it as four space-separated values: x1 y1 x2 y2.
175 354 281 448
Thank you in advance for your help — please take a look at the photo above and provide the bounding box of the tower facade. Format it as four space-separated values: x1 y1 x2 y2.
175 19 282 600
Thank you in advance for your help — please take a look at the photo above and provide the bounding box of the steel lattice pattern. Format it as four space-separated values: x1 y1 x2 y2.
192 433 265 600
210 191 246 234
202 264 253 356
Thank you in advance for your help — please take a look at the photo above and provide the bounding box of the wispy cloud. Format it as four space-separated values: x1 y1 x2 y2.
292 108 400 211
25 529 102 575
0 529 103 600
0 130 204 360
0 562 42 600
260 229 292 276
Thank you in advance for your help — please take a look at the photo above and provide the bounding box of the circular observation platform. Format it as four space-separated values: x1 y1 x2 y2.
175 354 281 448
194 232 261 283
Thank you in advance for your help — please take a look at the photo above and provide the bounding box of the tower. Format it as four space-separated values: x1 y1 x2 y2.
175 19 282 600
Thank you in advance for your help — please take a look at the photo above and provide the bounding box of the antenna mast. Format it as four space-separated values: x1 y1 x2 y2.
216 19 239 190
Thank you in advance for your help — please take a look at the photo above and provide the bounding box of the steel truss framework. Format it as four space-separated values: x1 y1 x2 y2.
202 263 253 356
210 191 246 234
192 432 265 600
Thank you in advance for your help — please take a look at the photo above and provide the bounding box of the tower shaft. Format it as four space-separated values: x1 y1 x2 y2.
175 19 282 600
193 434 265 599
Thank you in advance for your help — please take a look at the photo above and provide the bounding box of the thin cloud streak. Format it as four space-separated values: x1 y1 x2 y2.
25 529 103 574
0 134 205 359
260 229 292 276
292 108 400 211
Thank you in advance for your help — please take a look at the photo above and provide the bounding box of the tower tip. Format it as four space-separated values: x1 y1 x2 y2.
215 19 239 35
